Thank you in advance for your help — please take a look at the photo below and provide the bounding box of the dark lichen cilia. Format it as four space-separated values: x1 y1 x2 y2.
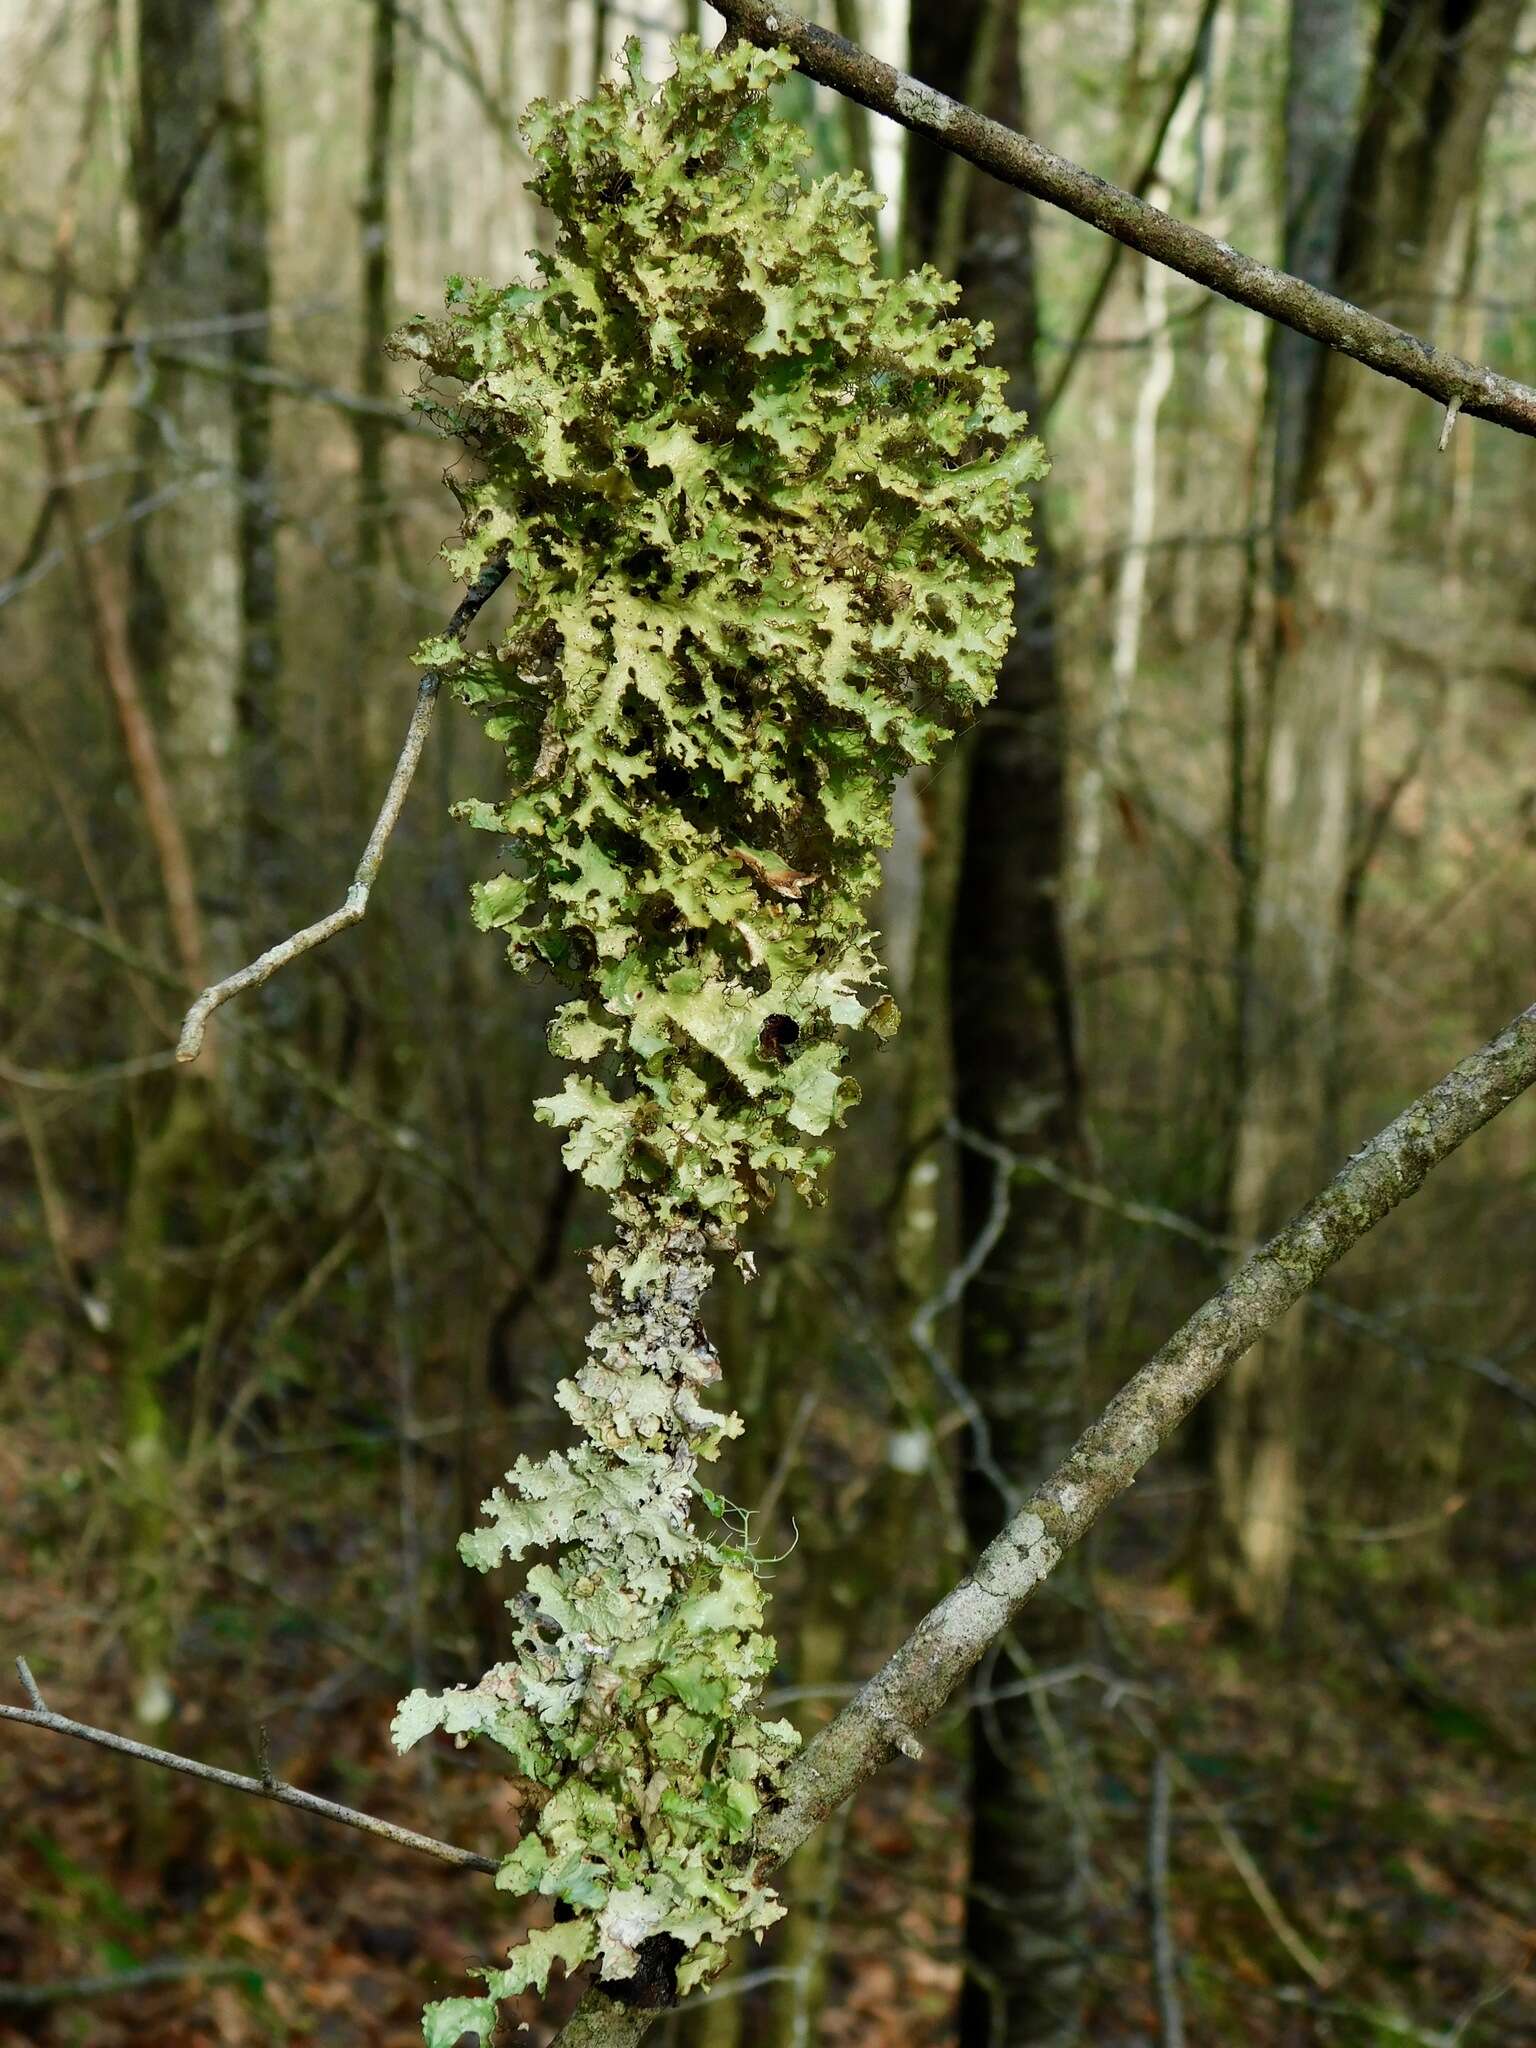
388 35 1043 2042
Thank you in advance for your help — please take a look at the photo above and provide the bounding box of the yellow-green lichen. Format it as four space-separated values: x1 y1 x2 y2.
391 35 1042 2040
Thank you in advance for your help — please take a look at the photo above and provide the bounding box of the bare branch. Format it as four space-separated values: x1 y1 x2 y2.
0 880 533 1271
34 374 209 1002
1 1660 499 1876
16 1657 45 1711
762 1000 1536 1860
0 1050 181 1092
176 552 510 1062
954 1126 1536 1417
710 0 1536 438
1164 1746 1331 1988
0 1960 259 2009
152 345 442 432
1118 1695 1332 1991
551 995 1536 2045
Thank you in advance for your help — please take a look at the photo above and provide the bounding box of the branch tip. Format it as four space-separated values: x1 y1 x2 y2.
172 556 510 1063
15 1658 46 1713
879 1712 924 1761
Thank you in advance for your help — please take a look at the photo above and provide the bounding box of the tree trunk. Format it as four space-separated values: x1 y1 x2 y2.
907 0 1089 2039
1213 0 1522 1628
356 0 399 765
119 0 272 1816
227 0 283 945
133 0 247 984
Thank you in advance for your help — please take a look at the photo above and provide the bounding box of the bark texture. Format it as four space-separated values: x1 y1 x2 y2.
118 0 274 1809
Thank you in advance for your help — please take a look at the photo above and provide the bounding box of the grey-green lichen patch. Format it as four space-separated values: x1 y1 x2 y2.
390 33 1040 2040
395 1231 799 2030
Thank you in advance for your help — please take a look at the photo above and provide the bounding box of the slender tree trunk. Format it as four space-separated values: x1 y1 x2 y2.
905 0 1089 2039
133 0 246 983
227 0 283 947
1213 0 1522 1628
1074 84 1197 920
117 0 272 1819
357 0 398 734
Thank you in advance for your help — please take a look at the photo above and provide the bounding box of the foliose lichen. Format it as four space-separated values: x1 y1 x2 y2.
389 35 1041 2042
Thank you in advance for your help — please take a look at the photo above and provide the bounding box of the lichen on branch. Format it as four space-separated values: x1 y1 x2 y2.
388 34 1041 2042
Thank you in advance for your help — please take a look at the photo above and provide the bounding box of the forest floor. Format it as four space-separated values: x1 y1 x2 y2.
2 1295 1533 2046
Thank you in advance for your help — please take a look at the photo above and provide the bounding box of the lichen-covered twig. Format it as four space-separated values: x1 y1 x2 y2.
383 40 1046 2037
711 0 1536 439
175 551 509 1063
761 999 1536 1856
551 996 1536 2045
1 1657 498 1875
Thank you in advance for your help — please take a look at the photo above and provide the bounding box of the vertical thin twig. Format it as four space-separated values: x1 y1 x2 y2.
383 1200 430 1710
1148 1751 1185 2048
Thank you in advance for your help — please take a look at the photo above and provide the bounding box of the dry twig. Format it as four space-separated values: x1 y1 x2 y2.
2 1657 498 1876
176 551 510 1062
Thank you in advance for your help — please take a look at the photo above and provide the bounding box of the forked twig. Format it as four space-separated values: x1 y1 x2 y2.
176 552 510 1063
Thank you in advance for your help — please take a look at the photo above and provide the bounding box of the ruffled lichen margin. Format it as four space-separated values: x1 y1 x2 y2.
388 36 1042 2043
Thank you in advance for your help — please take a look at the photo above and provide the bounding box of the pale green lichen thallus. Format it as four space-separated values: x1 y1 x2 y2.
388 35 1042 2043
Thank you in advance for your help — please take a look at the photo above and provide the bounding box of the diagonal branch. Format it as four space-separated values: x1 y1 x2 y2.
711 0 1536 439
552 995 1536 2044
176 552 510 1062
1 1657 498 1876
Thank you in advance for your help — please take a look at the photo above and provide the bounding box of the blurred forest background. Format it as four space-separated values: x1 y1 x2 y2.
2 0 1535 2043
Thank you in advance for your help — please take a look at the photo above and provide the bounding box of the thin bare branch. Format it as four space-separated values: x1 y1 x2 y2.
0 1960 259 2009
0 879 533 1272
2 1658 498 1875
710 0 1536 437
0 1050 181 1092
176 552 510 1062
153 346 440 431
1169 1747 1331 1987
32 372 210 1003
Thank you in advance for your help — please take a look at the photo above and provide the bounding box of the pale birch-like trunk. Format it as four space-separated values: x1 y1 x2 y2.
1074 87 1195 918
